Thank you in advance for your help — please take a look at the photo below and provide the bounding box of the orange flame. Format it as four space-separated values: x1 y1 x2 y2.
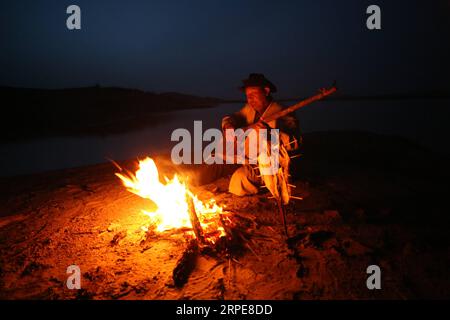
116 157 226 244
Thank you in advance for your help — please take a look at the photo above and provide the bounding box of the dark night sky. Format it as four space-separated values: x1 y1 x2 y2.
1 0 449 99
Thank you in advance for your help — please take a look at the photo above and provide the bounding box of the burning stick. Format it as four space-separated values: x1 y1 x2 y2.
186 192 206 245
172 238 198 287
172 194 220 287
169 193 204 288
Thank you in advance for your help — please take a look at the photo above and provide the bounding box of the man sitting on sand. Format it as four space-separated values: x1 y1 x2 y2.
222 73 301 196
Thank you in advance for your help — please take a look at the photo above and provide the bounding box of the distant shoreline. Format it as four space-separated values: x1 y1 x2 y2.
0 86 224 142
1 85 448 143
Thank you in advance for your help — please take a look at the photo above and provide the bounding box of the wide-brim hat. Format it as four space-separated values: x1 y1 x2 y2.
239 73 277 93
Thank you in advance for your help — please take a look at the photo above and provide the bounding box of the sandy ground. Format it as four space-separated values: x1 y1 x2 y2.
0 132 449 299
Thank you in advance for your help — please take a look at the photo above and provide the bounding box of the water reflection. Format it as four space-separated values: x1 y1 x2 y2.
0 99 448 177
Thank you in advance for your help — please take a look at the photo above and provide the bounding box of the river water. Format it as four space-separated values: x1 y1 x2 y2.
0 98 448 177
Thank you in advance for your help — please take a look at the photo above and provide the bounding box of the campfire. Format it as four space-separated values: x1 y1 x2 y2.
115 157 230 246
114 157 261 286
